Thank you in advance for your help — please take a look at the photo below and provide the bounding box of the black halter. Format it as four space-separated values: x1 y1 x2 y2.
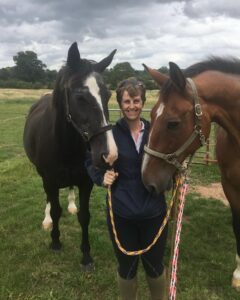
64 89 113 142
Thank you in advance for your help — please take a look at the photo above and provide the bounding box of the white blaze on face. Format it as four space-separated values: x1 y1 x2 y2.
156 102 165 119
142 102 165 174
84 74 118 165
148 102 165 145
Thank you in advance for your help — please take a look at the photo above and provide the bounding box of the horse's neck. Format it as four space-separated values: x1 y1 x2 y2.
199 73 240 146
56 121 86 164
54 94 83 156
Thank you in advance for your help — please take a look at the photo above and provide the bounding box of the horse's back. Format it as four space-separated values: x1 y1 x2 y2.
28 93 52 117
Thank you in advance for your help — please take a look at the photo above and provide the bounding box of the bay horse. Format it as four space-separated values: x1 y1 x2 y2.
23 42 118 269
141 57 240 290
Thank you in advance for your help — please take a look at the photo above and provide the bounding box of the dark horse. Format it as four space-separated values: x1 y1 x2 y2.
141 57 240 290
23 42 118 269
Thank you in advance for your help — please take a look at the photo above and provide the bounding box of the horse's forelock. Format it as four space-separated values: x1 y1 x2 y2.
160 79 175 102
160 78 190 104
56 60 96 89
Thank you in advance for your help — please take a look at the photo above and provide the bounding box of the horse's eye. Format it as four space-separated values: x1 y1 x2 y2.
75 91 85 97
73 87 89 98
167 121 180 130
75 92 89 103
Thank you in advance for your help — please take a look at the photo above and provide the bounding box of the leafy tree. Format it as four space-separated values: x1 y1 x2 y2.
0 50 169 90
13 51 46 82
104 62 136 89
0 67 15 80
44 69 57 88
103 62 169 90
158 66 169 74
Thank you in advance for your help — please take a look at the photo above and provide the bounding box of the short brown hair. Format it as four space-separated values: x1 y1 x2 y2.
116 77 146 105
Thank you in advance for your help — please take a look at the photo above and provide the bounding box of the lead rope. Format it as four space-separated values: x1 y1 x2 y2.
107 176 182 256
169 174 188 300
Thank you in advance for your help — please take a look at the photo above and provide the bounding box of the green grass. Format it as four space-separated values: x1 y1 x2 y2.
0 89 239 299
190 163 221 185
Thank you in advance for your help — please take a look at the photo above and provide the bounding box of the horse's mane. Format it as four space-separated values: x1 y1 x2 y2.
184 56 240 77
161 56 240 98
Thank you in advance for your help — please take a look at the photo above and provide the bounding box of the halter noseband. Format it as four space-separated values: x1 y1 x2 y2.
64 89 113 142
144 78 206 171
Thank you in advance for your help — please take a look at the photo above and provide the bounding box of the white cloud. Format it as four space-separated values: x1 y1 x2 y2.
0 0 239 71
184 0 240 18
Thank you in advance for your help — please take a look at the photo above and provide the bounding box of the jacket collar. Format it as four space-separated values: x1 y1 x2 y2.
116 117 150 132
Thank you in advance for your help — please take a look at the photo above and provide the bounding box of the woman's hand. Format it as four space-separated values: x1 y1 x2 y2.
103 170 119 187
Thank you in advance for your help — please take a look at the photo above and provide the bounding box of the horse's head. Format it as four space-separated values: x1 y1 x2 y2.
54 42 118 168
141 62 211 194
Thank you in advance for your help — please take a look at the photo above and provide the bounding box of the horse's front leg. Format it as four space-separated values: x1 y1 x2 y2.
77 178 94 271
221 177 240 291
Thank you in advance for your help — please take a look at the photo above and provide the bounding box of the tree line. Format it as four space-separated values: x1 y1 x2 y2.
0 50 169 90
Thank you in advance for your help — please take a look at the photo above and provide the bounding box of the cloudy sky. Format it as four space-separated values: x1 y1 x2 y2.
0 0 240 71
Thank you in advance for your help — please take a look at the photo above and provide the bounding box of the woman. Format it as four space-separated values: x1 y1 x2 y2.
85 77 167 300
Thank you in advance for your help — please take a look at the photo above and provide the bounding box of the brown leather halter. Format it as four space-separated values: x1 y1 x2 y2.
144 78 206 171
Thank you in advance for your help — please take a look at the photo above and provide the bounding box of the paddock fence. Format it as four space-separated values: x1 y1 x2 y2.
109 108 218 165
0 107 217 166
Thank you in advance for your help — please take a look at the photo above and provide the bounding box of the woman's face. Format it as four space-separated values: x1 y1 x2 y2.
120 90 143 122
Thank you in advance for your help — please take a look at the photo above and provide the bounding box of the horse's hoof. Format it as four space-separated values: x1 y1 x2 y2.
49 242 62 252
80 262 95 273
232 277 240 291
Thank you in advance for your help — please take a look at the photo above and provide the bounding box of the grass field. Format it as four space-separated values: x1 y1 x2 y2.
0 89 239 299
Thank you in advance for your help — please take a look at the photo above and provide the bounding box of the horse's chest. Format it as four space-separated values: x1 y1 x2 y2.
54 163 86 187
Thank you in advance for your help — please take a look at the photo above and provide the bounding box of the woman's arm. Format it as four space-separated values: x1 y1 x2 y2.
84 151 105 186
85 151 119 187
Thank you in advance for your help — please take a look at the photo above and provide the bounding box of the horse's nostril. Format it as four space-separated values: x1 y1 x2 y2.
102 153 108 162
101 154 111 167
102 152 116 166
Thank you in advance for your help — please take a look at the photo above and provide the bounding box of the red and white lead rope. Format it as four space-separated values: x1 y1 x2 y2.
169 180 188 300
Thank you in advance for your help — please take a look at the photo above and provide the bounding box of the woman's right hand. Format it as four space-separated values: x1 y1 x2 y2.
103 170 119 187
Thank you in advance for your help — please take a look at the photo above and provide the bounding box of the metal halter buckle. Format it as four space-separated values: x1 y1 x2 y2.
67 114 72 122
166 154 177 163
199 132 206 146
195 104 202 117
83 131 89 138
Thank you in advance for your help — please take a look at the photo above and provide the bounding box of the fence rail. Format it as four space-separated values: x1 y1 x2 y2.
109 108 217 165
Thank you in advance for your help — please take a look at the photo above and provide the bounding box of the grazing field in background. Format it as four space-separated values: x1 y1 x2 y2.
0 89 239 299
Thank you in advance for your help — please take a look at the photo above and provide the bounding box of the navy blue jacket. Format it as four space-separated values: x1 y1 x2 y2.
85 118 166 219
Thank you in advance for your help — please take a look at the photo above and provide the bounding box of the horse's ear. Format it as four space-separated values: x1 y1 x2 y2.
67 42 81 70
94 49 117 73
142 64 168 87
169 62 186 91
